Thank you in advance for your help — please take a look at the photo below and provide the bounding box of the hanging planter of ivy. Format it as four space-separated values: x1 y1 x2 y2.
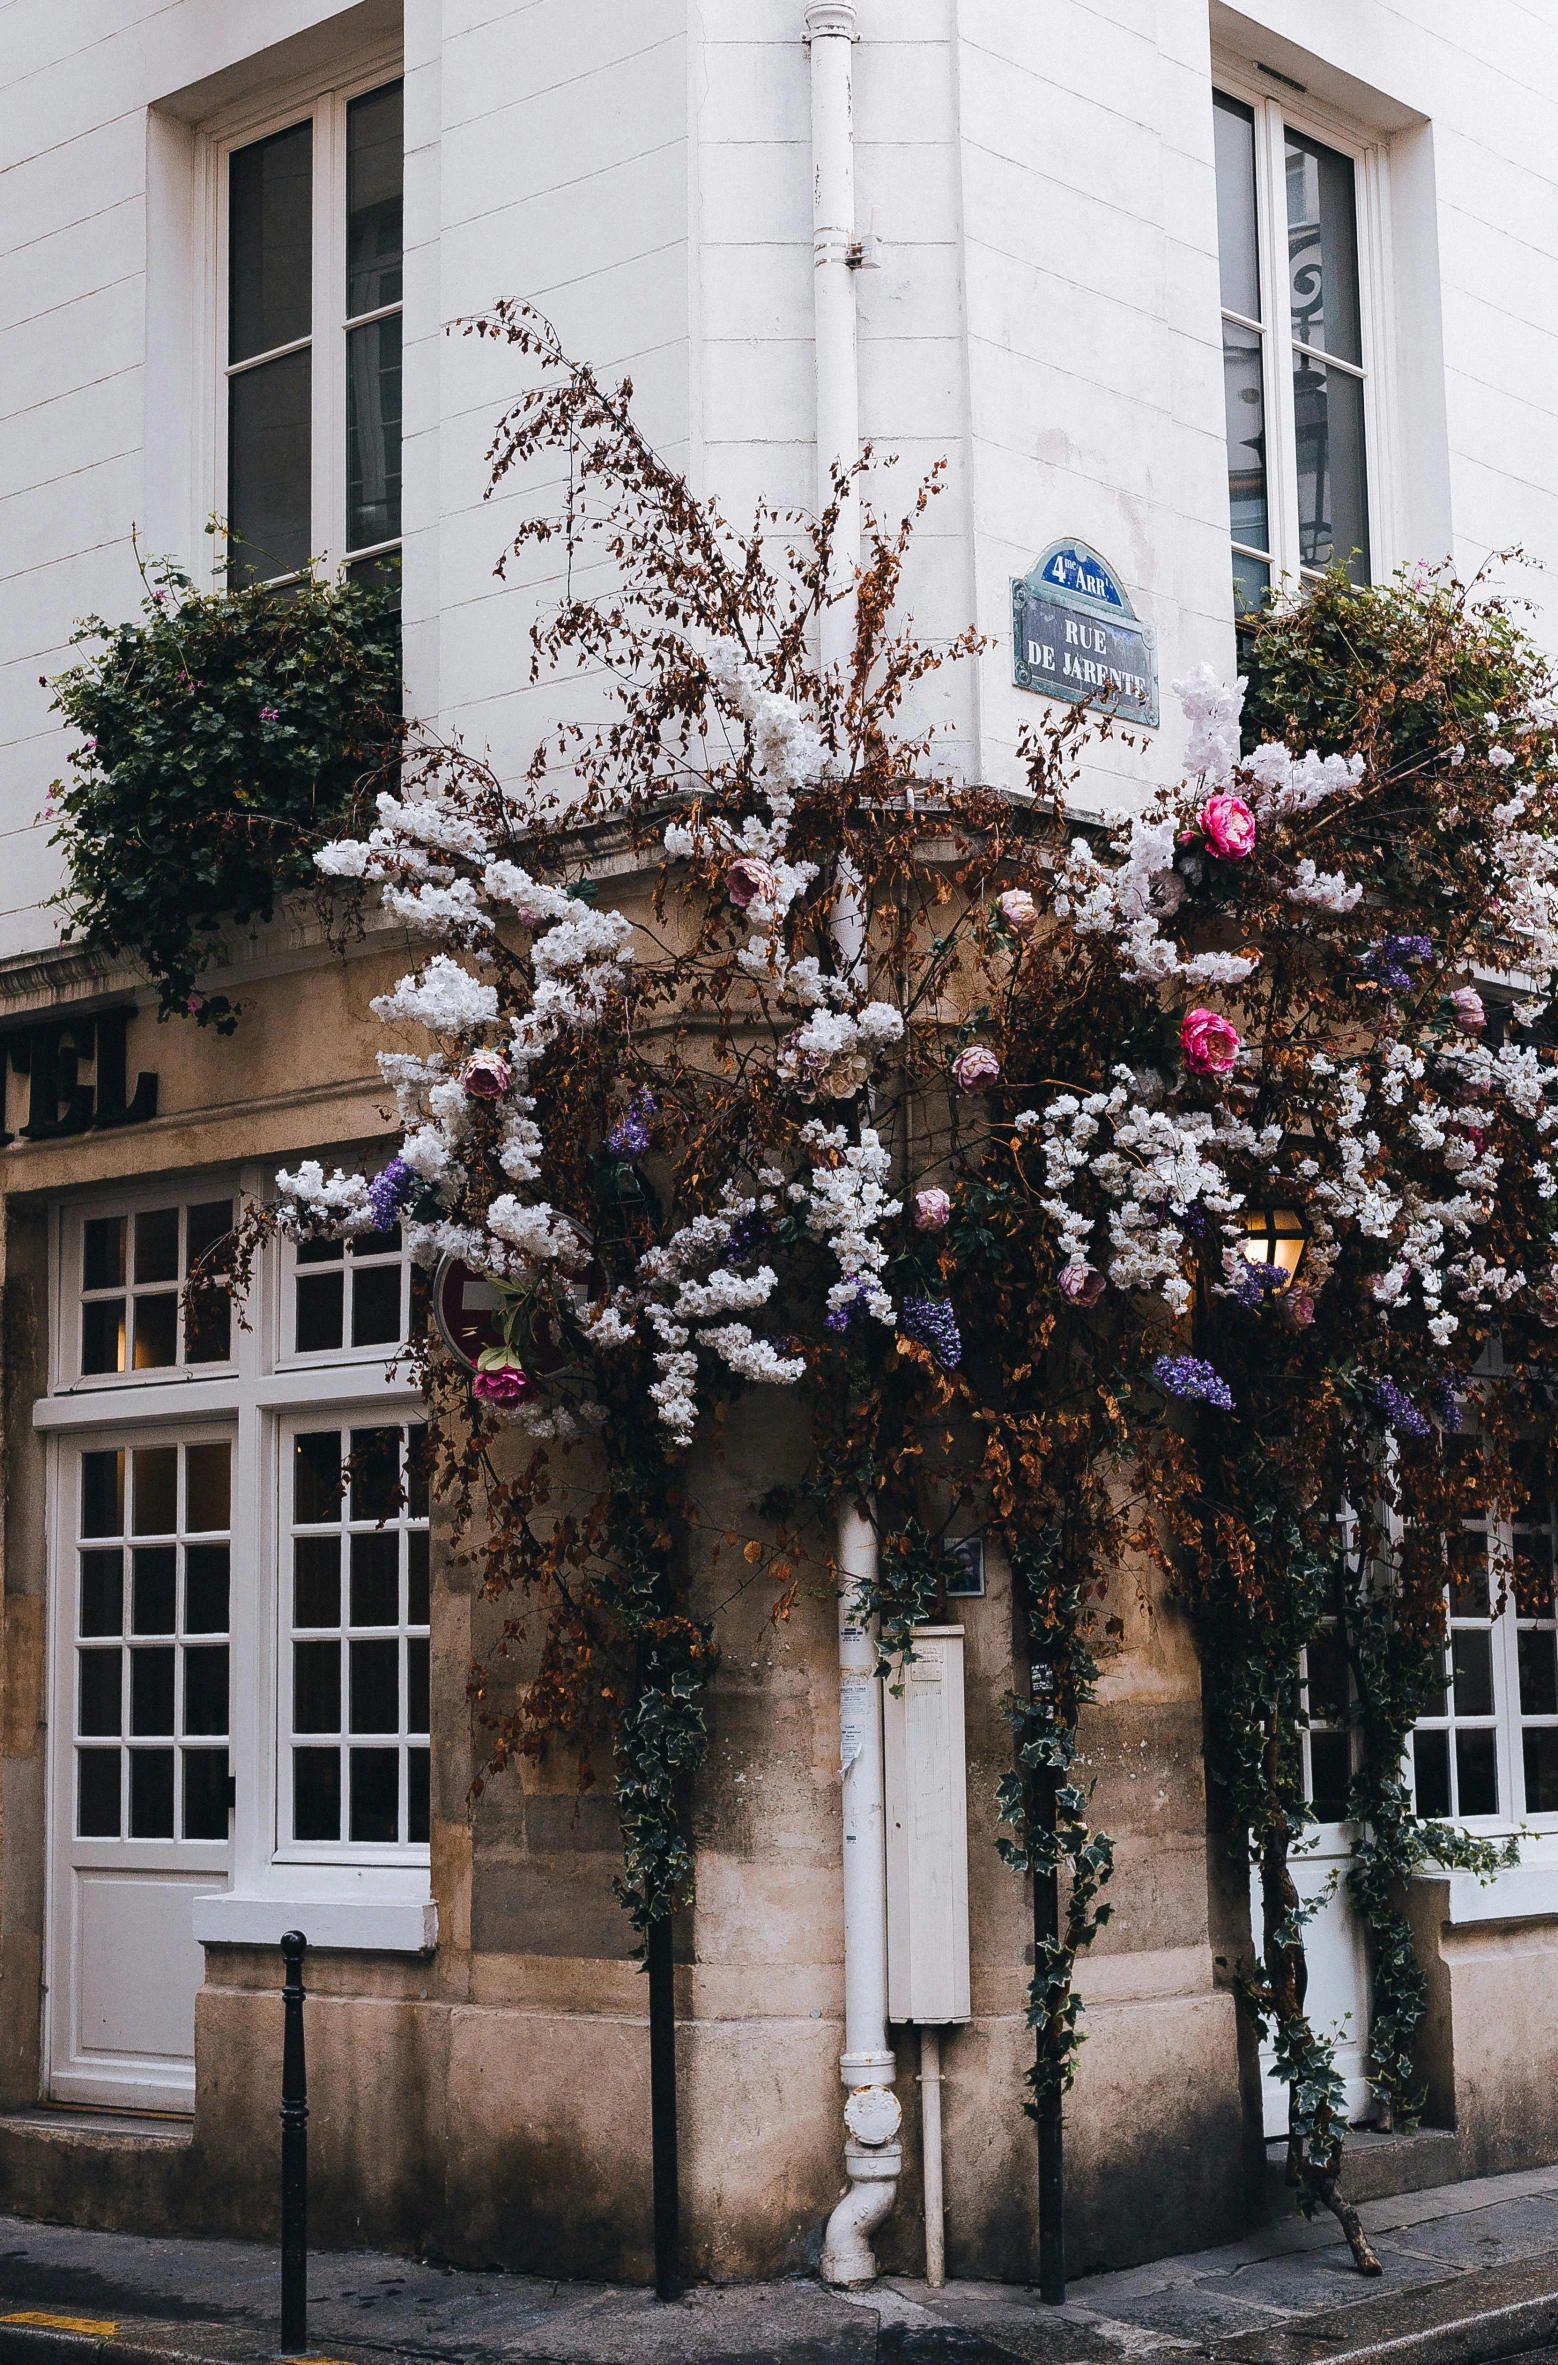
46 543 403 1033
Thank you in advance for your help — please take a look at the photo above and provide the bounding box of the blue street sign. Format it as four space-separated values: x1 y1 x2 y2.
1011 539 1158 727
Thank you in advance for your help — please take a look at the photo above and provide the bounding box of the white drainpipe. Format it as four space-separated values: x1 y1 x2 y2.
822 1499 901 2285
805 1 900 2288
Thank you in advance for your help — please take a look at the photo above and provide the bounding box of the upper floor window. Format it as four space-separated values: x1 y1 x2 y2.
223 77 403 590
76 1195 235 1380
1213 87 1376 621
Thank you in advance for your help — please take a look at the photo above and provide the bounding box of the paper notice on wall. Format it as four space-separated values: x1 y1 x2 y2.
840 1673 871 1775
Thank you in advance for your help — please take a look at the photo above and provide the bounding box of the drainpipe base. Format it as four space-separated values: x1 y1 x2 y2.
821 2140 903 2286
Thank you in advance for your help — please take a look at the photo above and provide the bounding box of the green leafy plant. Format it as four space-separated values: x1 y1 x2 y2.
47 540 402 1031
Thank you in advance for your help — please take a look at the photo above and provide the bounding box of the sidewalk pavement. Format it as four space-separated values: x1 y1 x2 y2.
5 2163 1558 2365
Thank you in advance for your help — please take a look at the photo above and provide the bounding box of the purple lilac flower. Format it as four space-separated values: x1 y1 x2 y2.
1151 1354 1235 1410
724 1208 771 1262
1362 934 1434 994
1234 1258 1288 1310
825 1282 873 1334
900 1293 962 1371
366 1155 417 1231
1428 1370 1464 1432
1370 1376 1431 1438
606 1087 656 1160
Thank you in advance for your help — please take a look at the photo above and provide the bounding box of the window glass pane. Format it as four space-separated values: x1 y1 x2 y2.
346 312 402 553
295 1433 344 1523
1233 552 1270 622
131 1648 175 1736
1451 1628 1495 1718
83 1217 125 1292
1306 1631 1348 1724
350 1747 399 1841
407 1530 430 1626
82 1301 126 1375
350 1639 399 1733
297 1237 344 1266
1526 1729 1558 1813
1519 1629 1558 1717
184 1748 230 1840
294 1537 341 1628
78 1652 122 1737
228 347 312 584
1450 1535 1490 1617
1213 92 1261 320
130 1747 175 1837
132 1547 176 1636
407 1636 430 1733
294 1747 341 1841
186 1200 234 1272
350 1427 400 1523
350 1533 399 1625
1456 1727 1499 1816
185 1545 230 1635
185 1442 231 1534
351 1261 403 1346
78 1750 121 1838
134 1209 179 1285
1285 128 1363 364
294 1641 341 1733
346 81 404 318
1293 354 1370 582
82 1450 125 1538
296 1272 345 1353
133 1293 178 1371
1515 1536 1553 1616
408 1748 430 1843
80 1551 123 1637
1223 321 1268 558
1309 1728 1351 1822
184 1646 229 1735
185 1290 232 1366
229 119 313 363
407 1425 429 1521
1413 1727 1451 1818
132 1447 177 1537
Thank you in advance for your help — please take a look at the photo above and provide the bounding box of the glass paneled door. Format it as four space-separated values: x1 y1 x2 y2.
49 1431 235 2108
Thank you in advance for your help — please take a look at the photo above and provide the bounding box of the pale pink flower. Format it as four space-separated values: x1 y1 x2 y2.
1198 794 1256 859
952 1044 1001 1094
1280 1288 1316 1330
460 1048 512 1098
913 1187 951 1231
1450 986 1486 1032
999 888 1038 933
1058 1263 1105 1306
726 856 780 909
1179 1008 1241 1074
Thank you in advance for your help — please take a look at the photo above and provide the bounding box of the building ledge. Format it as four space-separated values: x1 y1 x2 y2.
194 1893 436 1954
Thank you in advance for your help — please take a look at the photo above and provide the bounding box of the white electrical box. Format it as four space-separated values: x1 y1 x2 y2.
884 1625 971 2024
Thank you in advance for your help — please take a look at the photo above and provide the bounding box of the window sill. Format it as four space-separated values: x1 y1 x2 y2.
194 1892 436 1953
1419 1860 1558 1927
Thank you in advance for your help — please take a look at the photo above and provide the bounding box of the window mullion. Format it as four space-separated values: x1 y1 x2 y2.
1255 96 1301 594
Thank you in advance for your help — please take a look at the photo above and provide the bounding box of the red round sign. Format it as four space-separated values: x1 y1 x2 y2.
433 1258 568 1377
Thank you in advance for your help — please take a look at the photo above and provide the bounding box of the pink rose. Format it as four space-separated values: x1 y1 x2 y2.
1199 794 1256 860
1280 1288 1316 1331
913 1187 951 1231
953 1044 1001 1094
461 1049 512 1098
1179 1008 1241 1074
999 889 1038 933
473 1363 531 1404
1450 986 1486 1032
726 856 780 910
1058 1263 1105 1306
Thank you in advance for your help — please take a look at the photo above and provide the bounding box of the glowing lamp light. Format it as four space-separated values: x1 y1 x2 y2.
1243 1207 1307 1293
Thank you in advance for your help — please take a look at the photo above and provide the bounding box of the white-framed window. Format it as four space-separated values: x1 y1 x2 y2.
214 69 403 588
42 1155 433 2106
1410 1446 1558 1827
1212 74 1389 619
279 1417 430 1856
67 1184 239 1388
284 1218 426 1364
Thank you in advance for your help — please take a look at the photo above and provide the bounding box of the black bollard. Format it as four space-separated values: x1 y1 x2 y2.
280 1931 309 2354
646 1914 680 2300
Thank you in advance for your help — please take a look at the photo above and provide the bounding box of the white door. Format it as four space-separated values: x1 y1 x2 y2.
49 1430 234 2109
1254 1625 1373 2138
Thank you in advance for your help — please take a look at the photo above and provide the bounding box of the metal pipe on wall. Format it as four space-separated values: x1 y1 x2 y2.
920 2028 946 2287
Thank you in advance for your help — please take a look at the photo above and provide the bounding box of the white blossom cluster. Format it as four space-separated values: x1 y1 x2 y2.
789 1122 901 1326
